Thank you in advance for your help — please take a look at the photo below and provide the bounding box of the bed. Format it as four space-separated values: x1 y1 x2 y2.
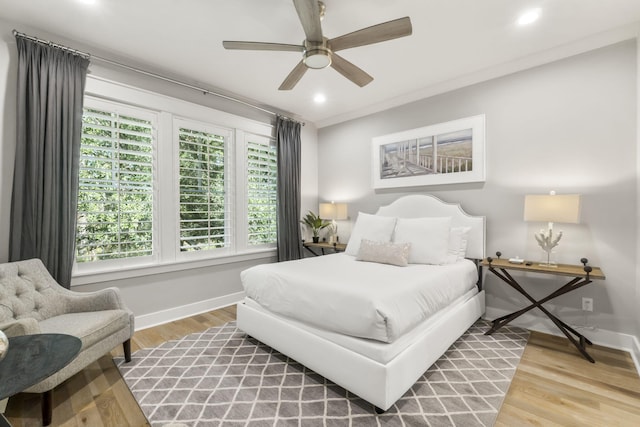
237 194 486 411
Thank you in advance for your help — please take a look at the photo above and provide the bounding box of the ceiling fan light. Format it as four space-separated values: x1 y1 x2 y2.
314 93 326 103
304 50 331 69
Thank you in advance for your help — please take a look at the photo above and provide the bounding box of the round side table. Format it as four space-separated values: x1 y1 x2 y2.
0 333 82 426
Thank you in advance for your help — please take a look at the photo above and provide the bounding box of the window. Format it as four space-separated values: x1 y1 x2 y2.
76 102 155 263
74 88 276 276
246 136 277 247
177 122 232 253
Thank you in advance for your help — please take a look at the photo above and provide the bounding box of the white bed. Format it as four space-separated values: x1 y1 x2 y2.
237 194 486 411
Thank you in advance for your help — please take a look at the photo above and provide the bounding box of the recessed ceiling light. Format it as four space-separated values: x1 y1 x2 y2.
314 93 326 104
77 0 98 5
517 8 541 26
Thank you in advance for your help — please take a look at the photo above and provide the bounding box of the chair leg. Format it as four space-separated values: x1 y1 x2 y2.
42 390 53 426
123 339 132 362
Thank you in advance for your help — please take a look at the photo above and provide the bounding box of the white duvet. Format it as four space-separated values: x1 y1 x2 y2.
241 254 478 343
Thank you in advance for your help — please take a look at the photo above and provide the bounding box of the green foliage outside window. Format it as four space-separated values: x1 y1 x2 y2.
76 106 278 265
179 127 228 251
76 108 153 262
247 141 277 245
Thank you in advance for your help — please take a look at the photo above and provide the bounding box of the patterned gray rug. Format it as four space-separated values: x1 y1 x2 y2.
116 320 529 427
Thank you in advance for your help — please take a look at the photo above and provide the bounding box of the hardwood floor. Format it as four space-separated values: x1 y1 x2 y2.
496 331 640 427
5 306 640 426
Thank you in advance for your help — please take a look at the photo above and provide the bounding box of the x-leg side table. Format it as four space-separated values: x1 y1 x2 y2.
482 256 605 363
302 241 346 256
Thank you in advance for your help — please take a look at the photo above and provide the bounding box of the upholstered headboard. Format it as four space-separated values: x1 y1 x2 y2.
375 194 486 260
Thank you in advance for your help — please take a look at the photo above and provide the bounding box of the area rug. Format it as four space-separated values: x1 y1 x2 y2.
116 320 529 426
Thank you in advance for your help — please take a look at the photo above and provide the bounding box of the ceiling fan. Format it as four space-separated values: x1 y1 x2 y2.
222 0 412 90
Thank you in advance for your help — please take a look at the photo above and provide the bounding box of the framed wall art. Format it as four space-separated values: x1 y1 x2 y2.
372 114 485 189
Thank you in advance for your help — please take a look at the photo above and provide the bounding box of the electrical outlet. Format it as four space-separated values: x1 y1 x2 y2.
582 297 593 312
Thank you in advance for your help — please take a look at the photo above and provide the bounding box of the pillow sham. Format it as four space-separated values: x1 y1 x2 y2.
345 212 397 256
356 239 411 267
445 226 471 264
393 217 451 265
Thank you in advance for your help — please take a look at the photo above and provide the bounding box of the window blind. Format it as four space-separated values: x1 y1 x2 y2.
178 126 230 251
246 139 277 246
76 107 154 262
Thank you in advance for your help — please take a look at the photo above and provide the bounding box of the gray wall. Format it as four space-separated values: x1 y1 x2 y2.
318 41 637 336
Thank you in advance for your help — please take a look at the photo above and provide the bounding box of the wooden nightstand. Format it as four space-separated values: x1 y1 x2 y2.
483 255 605 363
303 241 347 256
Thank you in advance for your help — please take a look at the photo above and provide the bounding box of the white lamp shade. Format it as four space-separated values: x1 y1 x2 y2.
319 202 348 220
524 194 581 224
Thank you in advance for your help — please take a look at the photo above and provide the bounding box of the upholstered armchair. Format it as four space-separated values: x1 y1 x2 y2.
0 258 134 426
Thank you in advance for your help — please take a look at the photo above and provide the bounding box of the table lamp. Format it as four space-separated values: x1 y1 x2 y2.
524 191 581 266
319 201 348 243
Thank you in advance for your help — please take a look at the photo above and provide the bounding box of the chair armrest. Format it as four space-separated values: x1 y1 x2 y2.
0 318 40 337
52 286 135 337
54 286 131 313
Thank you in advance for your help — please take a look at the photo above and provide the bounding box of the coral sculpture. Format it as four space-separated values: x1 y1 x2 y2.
534 228 562 265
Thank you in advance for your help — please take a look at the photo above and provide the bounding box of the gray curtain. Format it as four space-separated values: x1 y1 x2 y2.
9 36 89 288
276 116 303 261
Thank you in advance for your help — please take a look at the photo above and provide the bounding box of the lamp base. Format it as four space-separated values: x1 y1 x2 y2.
533 227 561 268
537 261 558 268
537 248 557 268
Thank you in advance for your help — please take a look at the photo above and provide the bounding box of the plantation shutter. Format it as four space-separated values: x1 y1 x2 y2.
76 106 154 262
246 139 277 246
178 125 231 252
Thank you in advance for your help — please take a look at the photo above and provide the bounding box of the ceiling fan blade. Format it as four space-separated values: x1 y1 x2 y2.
293 0 323 42
329 17 412 52
330 54 373 87
279 61 308 90
223 41 304 52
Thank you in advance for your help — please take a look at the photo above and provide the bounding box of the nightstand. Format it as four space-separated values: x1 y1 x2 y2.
303 241 347 256
483 255 605 363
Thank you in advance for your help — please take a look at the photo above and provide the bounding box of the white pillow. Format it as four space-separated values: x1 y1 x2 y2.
345 212 397 256
445 226 471 264
356 239 411 267
393 217 451 264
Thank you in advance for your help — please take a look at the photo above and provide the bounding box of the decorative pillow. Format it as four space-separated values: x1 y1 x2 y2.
393 217 451 264
345 212 397 256
445 226 471 264
356 239 411 267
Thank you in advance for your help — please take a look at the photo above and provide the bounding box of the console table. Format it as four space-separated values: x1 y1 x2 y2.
0 333 82 426
483 256 605 363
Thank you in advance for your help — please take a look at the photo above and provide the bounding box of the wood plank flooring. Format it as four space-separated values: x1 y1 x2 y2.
4 306 640 426
496 331 640 426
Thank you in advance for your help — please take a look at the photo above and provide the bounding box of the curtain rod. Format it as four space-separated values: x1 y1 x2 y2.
12 30 304 125
13 29 90 59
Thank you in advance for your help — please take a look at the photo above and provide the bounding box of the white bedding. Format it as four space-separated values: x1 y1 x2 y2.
243 287 480 364
241 253 478 343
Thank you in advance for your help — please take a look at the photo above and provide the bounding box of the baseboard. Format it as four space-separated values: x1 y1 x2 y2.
485 306 640 373
135 291 245 331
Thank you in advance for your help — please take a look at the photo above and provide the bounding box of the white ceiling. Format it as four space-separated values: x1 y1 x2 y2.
1 0 640 127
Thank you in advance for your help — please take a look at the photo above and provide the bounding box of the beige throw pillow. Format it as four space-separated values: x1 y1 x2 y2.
356 239 411 267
